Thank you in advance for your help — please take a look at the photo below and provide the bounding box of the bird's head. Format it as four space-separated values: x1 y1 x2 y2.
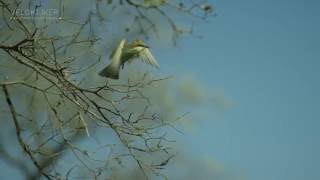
131 39 149 48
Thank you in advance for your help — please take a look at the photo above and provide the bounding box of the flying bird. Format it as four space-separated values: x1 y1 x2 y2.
99 39 159 79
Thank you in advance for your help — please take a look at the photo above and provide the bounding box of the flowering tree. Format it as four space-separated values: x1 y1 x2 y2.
0 0 213 179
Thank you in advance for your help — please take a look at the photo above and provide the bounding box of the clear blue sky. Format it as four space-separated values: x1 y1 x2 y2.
160 0 320 179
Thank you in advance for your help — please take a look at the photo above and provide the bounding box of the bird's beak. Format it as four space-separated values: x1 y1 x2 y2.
140 44 149 48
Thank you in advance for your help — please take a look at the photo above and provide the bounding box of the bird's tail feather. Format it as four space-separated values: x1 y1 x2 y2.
99 63 120 79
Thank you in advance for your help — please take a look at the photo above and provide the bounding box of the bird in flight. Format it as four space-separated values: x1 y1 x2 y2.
99 39 160 79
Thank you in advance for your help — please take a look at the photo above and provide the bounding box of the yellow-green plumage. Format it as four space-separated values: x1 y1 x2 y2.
99 39 159 79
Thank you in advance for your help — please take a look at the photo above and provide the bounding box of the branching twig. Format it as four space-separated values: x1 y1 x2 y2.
2 85 52 180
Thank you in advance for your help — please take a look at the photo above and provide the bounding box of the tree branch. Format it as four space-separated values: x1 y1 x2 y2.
2 85 52 180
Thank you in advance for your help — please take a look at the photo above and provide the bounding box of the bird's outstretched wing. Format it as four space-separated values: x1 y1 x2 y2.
110 39 126 63
138 47 160 68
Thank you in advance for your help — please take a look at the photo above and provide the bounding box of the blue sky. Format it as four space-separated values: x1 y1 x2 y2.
159 0 320 179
